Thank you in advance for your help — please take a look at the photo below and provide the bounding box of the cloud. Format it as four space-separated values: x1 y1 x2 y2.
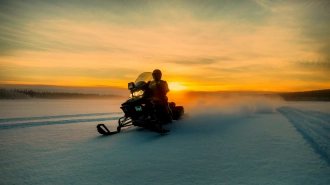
165 57 232 66
253 0 278 12
0 0 329 91
294 60 330 71
277 1 330 60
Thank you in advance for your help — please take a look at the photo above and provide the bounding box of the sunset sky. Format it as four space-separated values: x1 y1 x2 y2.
0 0 329 92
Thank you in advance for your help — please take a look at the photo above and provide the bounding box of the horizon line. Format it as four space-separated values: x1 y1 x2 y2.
1 84 329 94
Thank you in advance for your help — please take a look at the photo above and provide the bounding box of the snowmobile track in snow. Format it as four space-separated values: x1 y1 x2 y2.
0 112 122 130
0 112 122 123
278 106 330 166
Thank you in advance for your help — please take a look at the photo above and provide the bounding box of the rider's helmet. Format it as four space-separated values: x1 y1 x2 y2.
152 69 162 81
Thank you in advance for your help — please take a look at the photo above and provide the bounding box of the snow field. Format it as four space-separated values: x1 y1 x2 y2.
0 98 330 184
278 106 330 166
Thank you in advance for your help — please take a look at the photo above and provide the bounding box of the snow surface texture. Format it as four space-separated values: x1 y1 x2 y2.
277 107 330 166
0 98 330 185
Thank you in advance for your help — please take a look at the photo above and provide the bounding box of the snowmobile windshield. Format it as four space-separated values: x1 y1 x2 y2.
134 72 153 87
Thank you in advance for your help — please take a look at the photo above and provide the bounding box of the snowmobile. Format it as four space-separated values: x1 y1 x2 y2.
96 72 184 135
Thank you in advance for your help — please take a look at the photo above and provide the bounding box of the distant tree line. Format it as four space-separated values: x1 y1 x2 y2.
1 88 329 101
278 89 330 101
0 89 123 99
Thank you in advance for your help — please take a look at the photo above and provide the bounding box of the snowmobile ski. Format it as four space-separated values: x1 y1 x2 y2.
96 124 118 135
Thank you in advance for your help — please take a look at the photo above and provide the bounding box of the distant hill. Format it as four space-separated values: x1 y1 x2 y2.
278 89 330 101
2 88 329 101
0 89 31 99
0 89 125 99
174 89 330 102
0 84 128 96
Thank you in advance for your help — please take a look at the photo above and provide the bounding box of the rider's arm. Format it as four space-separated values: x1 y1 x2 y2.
163 81 170 94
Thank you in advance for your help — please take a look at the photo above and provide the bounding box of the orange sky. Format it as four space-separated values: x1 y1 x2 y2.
0 0 329 92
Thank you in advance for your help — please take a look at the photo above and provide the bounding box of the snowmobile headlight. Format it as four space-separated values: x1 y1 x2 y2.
132 90 144 97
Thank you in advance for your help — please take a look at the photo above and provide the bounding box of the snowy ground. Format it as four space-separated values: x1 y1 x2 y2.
0 98 329 185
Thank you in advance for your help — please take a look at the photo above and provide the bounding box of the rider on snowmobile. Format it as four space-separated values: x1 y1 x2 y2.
149 69 169 99
148 69 172 122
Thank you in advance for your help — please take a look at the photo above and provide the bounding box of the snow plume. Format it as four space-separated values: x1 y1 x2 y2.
168 92 285 137
176 92 284 116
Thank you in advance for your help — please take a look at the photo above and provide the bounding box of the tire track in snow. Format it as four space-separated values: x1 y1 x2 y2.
0 116 121 130
277 106 330 166
0 112 122 123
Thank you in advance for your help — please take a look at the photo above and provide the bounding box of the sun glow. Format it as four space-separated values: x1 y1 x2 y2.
0 1 329 92
169 82 187 91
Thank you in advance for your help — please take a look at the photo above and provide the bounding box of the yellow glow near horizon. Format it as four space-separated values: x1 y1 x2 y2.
0 1 329 92
168 82 187 91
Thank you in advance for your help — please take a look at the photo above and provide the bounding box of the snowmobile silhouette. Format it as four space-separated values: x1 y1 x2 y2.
96 72 184 135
